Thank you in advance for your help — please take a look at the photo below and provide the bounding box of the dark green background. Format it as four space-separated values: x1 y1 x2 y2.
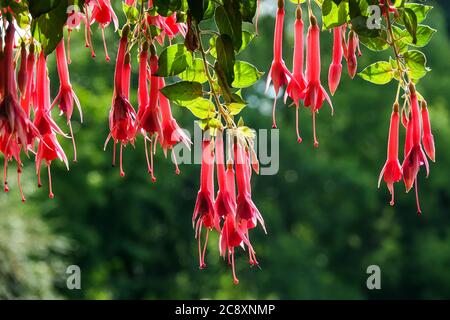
1 0 449 299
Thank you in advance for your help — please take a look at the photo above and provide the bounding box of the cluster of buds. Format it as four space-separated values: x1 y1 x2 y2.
104 5 190 180
193 130 264 284
0 20 80 201
267 0 362 147
379 83 435 214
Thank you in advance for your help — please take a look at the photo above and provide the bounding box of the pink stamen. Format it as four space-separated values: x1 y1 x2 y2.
296 106 302 143
101 27 110 62
172 149 180 175
312 111 319 148
415 178 422 215
112 140 117 167
119 144 125 177
69 121 78 163
48 163 54 199
3 158 8 193
231 248 239 285
272 98 277 129
17 164 25 202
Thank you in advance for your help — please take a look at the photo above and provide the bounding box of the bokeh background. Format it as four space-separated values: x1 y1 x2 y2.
1 0 450 299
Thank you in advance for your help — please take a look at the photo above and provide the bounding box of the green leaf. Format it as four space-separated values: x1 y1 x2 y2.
29 0 62 19
239 0 257 23
178 58 208 83
178 97 215 119
404 3 432 24
322 0 349 29
359 32 390 51
209 31 254 57
402 8 418 44
228 102 246 116
160 81 204 103
403 50 430 81
153 0 184 17
358 61 394 85
404 25 436 48
232 61 264 88
31 0 68 55
156 44 192 77
187 0 213 22
198 118 223 130
122 2 139 23
216 34 236 87
215 3 242 50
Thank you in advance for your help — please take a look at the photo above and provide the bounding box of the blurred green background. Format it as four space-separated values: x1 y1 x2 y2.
1 0 450 299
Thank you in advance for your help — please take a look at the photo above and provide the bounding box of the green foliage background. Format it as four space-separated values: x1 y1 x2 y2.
1 0 450 299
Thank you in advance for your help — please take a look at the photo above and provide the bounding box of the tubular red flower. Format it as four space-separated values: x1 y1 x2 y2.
235 139 265 233
193 138 220 269
214 131 235 218
378 103 402 206
328 26 343 95
401 84 429 214
421 100 435 162
52 40 82 162
34 53 69 199
20 42 35 116
158 77 191 156
303 15 333 148
18 42 28 96
105 27 136 177
91 0 119 61
265 0 294 129
345 30 358 79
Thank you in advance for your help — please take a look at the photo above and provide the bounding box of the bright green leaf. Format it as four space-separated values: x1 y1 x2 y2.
358 61 394 85
160 81 204 103
232 61 264 88
156 44 192 77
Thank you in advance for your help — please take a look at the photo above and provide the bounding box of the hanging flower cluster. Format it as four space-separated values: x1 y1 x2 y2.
0 19 78 201
1 0 438 283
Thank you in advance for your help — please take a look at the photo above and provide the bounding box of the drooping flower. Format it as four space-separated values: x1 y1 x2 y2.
303 15 333 148
34 52 69 199
90 0 119 61
345 30 358 79
378 103 402 206
0 23 39 153
105 26 136 177
401 83 429 214
285 6 306 142
328 26 344 95
265 0 294 129
20 42 36 116
17 42 28 96
52 39 82 162
136 46 163 181
235 137 265 235
421 100 435 162
159 77 191 169
193 138 220 269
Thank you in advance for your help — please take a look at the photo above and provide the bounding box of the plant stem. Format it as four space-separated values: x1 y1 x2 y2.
195 24 235 128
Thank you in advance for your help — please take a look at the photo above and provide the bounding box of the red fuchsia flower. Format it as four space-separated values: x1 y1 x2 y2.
159 77 191 163
136 46 163 181
0 36 4 100
216 131 255 284
303 15 333 148
105 26 136 177
285 6 306 143
345 30 358 79
234 137 266 239
265 0 294 129
403 109 413 159
421 100 435 162
0 23 39 153
89 0 119 61
20 42 36 116
34 52 69 199
17 42 28 96
328 26 344 96
122 52 132 100
401 83 430 214
378 103 402 206
52 39 82 162
193 138 220 269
